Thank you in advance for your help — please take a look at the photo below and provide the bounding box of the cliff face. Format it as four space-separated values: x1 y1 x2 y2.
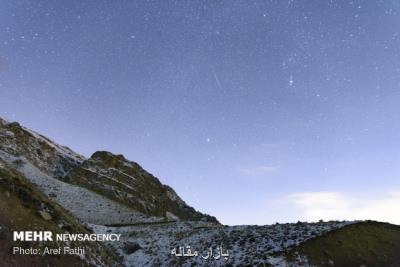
64 151 217 222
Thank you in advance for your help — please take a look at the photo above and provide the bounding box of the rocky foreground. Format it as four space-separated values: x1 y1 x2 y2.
1 116 399 267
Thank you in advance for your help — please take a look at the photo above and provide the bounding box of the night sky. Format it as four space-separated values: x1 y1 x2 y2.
1 0 400 225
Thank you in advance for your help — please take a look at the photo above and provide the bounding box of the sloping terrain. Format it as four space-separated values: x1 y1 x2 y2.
65 151 217 222
89 220 353 266
0 149 161 225
1 115 400 267
90 221 358 266
283 221 400 267
0 159 122 267
0 117 216 223
0 118 84 178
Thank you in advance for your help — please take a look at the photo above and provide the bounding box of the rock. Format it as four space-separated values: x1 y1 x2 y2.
166 211 179 221
38 210 52 221
123 242 141 254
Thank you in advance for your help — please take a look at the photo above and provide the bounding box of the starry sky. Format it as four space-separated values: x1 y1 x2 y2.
1 0 400 225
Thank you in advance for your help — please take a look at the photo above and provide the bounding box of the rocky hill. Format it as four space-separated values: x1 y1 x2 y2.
1 116 399 267
283 221 400 267
64 151 217 222
0 118 84 179
0 117 216 224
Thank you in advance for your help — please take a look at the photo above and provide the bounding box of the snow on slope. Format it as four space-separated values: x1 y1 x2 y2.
90 220 353 266
0 150 162 225
0 120 84 178
23 126 85 165
64 151 217 222
0 116 83 163
0 117 357 266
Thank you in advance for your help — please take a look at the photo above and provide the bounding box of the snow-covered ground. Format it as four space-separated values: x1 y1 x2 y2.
0 119 356 266
89 220 353 267
23 126 85 164
0 151 162 225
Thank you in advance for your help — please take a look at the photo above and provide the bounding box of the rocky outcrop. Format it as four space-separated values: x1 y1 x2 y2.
64 151 218 222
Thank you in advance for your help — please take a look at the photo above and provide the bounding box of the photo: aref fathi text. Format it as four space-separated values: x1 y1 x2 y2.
13 246 85 256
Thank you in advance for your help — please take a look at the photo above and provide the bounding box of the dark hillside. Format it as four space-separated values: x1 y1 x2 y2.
0 159 122 267
285 221 400 267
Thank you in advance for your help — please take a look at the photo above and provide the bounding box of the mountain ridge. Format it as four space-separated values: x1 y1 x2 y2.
0 116 217 223
1 115 400 267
